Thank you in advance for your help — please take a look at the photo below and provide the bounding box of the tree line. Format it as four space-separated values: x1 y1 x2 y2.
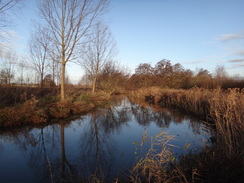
127 59 244 90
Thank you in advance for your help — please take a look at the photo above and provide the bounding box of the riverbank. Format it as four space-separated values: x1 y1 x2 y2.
0 91 110 128
129 87 244 182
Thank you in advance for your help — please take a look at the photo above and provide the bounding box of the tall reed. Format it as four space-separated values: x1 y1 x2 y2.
129 87 244 160
130 131 176 183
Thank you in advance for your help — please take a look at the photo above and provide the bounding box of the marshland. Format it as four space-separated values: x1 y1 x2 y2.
1 0 244 183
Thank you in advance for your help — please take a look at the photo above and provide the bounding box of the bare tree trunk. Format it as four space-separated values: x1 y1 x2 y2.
61 63 66 101
92 75 97 93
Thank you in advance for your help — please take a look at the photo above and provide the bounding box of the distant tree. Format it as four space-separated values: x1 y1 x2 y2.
214 65 228 88
79 22 117 93
0 50 17 84
171 63 185 88
79 72 93 88
42 74 55 87
181 69 194 89
172 63 184 73
37 0 109 100
16 59 33 86
135 63 153 75
134 63 154 88
154 59 173 77
153 59 173 87
193 68 212 88
129 60 196 89
97 61 129 95
29 26 50 91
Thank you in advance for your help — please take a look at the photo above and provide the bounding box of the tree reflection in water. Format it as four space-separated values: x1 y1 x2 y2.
0 96 212 183
77 96 131 181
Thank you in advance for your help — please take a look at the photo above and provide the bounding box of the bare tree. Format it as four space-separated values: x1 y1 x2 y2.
79 71 93 88
98 61 129 96
37 0 109 101
214 65 227 87
29 26 50 91
16 59 30 86
0 49 17 84
79 22 117 93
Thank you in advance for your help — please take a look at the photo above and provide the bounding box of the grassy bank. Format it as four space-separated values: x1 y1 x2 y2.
129 87 244 182
0 90 110 127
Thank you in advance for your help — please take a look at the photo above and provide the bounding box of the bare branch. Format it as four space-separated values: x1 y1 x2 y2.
79 21 117 93
37 0 109 100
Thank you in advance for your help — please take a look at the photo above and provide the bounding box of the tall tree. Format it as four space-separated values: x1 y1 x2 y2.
79 22 117 93
37 0 109 100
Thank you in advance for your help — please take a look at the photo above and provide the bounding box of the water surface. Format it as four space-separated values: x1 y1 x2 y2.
0 96 212 182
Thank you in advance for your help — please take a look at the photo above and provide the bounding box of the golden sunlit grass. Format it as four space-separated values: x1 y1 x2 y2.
130 131 175 183
130 131 196 183
129 87 244 182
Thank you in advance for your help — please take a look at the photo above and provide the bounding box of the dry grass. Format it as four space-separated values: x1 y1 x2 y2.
130 131 176 183
0 90 110 127
129 87 244 182
129 131 200 183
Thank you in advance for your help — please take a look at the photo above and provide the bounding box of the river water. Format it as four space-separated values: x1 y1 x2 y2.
0 96 212 183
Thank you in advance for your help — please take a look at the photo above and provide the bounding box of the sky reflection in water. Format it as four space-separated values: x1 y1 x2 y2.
0 96 212 183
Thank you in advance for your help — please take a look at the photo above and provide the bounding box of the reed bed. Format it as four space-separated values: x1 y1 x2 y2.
129 87 244 182
130 131 176 183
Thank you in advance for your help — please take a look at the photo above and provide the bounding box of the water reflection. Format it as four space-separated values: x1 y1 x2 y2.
0 96 212 183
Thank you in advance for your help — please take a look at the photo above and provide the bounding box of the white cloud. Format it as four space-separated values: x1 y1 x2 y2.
215 31 244 42
0 30 23 41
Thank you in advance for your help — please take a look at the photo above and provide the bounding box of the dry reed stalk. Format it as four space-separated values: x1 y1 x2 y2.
210 88 244 158
131 131 176 183
129 87 244 160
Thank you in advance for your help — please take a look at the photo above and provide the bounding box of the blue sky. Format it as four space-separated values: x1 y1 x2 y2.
109 0 244 74
2 0 244 83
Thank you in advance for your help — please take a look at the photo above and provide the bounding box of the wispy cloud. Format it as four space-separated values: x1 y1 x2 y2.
232 49 244 57
183 60 208 64
229 63 244 69
225 59 244 70
227 59 244 63
215 31 244 42
0 30 23 42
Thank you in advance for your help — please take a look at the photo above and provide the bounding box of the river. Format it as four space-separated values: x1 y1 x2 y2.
0 96 212 183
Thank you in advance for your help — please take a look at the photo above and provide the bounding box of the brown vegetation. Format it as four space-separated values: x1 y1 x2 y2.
0 87 110 127
129 87 244 182
127 59 244 90
130 131 177 183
